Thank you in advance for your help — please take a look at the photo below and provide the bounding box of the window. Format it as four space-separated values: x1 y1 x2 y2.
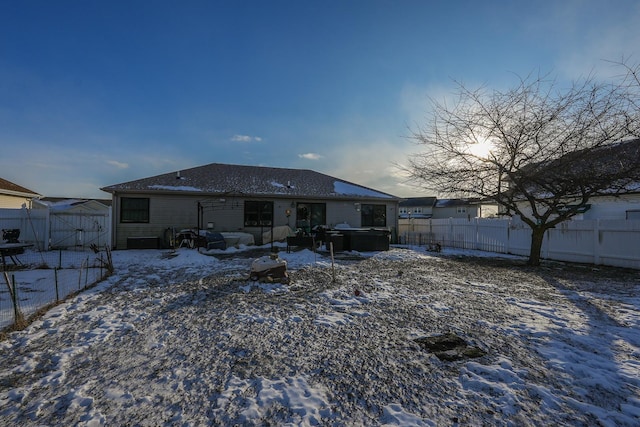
244 201 273 226
457 207 467 214
121 197 150 223
361 204 386 227
295 203 326 233
627 210 640 220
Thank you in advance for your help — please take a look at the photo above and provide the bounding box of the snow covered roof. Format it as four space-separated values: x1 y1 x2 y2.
0 177 41 198
515 138 640 197
36 198 111 212
399 197 437 208
434 198 481 208
101 163 398 200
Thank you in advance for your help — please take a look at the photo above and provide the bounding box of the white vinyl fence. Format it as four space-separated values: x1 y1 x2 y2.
399 218 640 269
0 208 48 250
0 207 111 251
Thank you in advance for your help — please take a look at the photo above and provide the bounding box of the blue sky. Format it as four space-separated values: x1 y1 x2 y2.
2 0 640 199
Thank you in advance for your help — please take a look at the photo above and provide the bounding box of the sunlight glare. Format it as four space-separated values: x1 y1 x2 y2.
468 139 493 158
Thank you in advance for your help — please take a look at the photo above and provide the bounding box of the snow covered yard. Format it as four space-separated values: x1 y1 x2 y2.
1 246 639 426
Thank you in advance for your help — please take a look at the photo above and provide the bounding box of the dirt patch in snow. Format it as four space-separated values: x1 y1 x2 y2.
414 332 487 361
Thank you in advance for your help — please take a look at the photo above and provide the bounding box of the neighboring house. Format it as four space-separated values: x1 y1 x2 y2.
515 193 640 221
0 177 41 208
510 139 640 221
33 199 112 249
579 194 640 220
101 163 400 249
399 197 499 220
398 197 436 219
432 198 497 219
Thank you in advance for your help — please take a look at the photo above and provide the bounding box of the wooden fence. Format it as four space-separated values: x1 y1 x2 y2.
399 218 640 269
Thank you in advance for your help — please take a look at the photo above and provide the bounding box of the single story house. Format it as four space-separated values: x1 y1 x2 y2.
101 163 400 249
574 194 640 220
508 139 640 221
431 198 498 219
398 197 436 219
0 177 41 209
513 193 640 221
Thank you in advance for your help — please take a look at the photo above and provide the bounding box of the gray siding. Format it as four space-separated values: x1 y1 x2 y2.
113 194 201 249
432 206 479 219
112 193 399 248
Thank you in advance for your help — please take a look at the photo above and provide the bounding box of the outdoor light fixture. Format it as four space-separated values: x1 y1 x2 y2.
285 209 291 217
354 203 361 212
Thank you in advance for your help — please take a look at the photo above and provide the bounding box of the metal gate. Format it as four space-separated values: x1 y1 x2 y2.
49 211 110 250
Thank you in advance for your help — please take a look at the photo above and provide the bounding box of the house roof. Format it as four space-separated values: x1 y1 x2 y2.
101 163 399 200
399 197 437 208
517 138 640 196
0 177 41 198
434 198 480 208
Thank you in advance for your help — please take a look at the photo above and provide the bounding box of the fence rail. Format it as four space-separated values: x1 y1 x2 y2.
399 218 640 269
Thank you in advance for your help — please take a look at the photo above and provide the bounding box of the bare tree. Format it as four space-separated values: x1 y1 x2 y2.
407 72 640 265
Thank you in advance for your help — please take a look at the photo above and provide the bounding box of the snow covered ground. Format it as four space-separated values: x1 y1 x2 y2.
1 244 639 426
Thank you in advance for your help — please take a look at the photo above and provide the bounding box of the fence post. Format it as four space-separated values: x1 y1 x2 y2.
330 242 335 283
593 219 601 265
543 229 550 260
85 256 89 289
44 205 50 251
55 268 60 301
11 274 19 324
474 218 479 250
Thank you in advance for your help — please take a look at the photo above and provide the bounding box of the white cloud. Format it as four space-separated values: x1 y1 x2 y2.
107 160 129 169
231 134 262 142
298 153 323 160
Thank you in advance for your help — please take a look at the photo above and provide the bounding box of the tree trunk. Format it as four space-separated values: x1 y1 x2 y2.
528 226 546 266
